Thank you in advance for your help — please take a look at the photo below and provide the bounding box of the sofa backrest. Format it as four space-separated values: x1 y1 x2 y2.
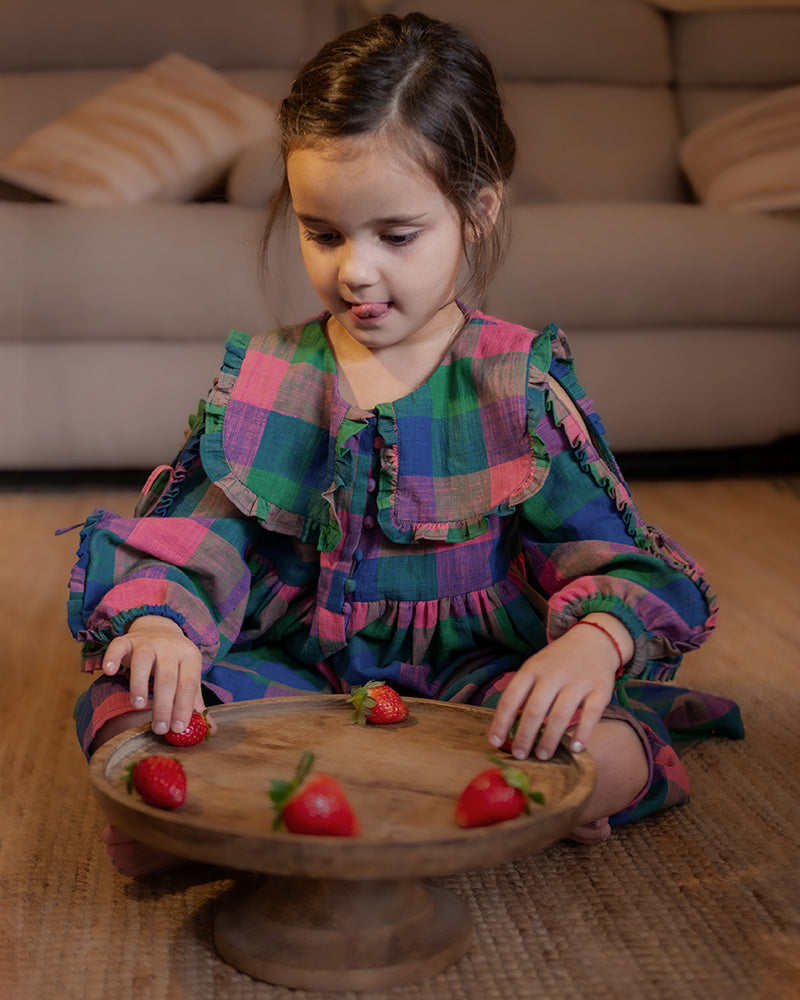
382 0 684 204
671 7 800 131
0 0 344 71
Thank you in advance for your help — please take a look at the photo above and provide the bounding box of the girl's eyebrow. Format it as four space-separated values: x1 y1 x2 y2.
294 211 430 226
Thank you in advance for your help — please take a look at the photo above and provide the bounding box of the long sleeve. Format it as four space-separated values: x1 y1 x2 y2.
518 327 717 682
67 428 262 673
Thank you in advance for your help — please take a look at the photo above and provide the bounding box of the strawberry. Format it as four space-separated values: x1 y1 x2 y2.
164 709 211 747
347 680 409 725
455 756 545 828
500 715 520 752
126 755 187 809
269 751 359 837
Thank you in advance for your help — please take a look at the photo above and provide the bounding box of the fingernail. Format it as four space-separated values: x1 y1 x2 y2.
570 740 583 753
513 748 528 760
535 748 549 761
103 661 115 674
152 721 168 735
488 734 502 748
131 696 146 709
172 721 185 733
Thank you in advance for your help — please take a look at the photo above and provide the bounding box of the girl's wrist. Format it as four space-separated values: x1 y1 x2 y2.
565 613 633 679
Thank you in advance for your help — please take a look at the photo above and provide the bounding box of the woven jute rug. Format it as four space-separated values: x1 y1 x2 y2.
2 480 799 1000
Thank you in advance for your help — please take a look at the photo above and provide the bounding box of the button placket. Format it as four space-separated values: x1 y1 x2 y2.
338 421 381 616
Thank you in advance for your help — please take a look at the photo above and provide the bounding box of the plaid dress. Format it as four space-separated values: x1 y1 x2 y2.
70 313 743 823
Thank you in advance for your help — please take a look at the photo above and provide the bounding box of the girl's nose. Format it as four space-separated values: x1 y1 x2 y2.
338 241 377 288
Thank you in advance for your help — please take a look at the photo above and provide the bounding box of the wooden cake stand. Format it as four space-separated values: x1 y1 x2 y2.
90 696 596 991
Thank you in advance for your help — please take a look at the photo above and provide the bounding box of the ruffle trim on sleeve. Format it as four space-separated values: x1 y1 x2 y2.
67 509 107 639
540 322 717 618
78 605 188 672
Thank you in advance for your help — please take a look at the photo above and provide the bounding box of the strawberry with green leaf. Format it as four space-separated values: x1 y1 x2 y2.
269 751 360 837
455 755 545 828
347 681 409 725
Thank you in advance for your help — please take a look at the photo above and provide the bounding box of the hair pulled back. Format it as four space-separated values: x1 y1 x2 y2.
262 12 516 307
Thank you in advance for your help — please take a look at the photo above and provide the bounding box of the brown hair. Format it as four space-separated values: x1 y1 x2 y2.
261 12 516 308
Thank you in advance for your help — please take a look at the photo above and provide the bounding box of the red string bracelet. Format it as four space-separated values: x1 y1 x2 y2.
567 620 626 679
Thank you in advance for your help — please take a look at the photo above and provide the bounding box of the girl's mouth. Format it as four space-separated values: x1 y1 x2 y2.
347 301 392 322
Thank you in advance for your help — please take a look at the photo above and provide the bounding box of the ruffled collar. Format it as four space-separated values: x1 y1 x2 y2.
200 312 552 550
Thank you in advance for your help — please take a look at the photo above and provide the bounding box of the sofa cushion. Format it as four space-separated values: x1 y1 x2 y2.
0 202 320 342
369 0 671 84
672 9 800 87
0 0 342 72
484 202 800 329
504 83 682 203
676 86 779 134
679 85 800 212
0 54 275 206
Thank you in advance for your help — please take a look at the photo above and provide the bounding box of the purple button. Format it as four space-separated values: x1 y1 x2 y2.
367 477 377 493
363 515 376 529
342 602 352 615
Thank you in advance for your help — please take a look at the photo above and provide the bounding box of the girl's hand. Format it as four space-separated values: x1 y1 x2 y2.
102 615 204 737
488 614 633 761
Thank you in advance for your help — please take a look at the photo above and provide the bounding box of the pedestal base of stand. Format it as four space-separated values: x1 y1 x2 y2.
214 874 473 991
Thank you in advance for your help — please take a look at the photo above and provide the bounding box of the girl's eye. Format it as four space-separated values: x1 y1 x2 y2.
382 232 420 247
302 229 340 246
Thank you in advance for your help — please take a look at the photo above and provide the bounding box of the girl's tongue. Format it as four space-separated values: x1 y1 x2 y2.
349 301 391 321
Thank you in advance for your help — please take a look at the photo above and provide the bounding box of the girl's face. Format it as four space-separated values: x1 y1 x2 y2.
287 136 466 354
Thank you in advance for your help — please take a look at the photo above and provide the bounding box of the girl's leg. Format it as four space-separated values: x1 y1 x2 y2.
91 708 194 877
79 645 336 877
568 718 649 844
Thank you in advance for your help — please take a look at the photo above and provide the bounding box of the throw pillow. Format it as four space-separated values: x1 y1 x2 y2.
226 134 283 208
679 84 800 212
0 53 276 206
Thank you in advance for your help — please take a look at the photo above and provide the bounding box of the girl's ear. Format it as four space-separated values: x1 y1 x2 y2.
466 184 504 243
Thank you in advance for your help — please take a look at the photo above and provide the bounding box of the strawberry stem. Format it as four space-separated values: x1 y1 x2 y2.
269 751 315 830
346 681 380 726
488 754 546 811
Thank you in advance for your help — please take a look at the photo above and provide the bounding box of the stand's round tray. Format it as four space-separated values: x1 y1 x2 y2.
90 696 596 990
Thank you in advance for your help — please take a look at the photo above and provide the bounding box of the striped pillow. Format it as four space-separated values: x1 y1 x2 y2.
0 53 275 205
679 85 800 213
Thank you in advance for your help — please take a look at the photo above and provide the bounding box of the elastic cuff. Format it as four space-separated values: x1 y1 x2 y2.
79 605 188 669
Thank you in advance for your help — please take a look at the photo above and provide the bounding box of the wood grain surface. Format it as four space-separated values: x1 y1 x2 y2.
90 695 596 880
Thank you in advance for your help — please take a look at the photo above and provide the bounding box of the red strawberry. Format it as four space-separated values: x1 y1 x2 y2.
164 709 211 747
269 751 359 837
500 715 520 752
126 755 187 809
455 756 545 828
347 681 409 725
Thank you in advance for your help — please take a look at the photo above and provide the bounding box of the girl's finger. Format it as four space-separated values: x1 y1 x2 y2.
534 692 583 760
169 651 203 733
488 663 541 748
102 634 132 675
567 691 609 754
510 681 561 760
148 659 178 736
127 643 158 710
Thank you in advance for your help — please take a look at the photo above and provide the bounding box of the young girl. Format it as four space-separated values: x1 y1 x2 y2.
69 13 742 876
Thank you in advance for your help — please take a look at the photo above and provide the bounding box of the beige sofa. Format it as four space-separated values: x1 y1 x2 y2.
2 0 799 470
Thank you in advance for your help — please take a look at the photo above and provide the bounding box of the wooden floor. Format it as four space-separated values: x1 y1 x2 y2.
2 475 799 1000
